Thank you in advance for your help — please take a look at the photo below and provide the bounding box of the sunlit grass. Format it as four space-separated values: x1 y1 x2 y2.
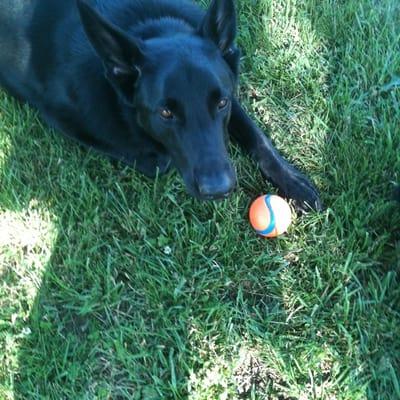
0 204 56 400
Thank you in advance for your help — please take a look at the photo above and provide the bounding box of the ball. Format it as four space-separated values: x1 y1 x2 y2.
249 194 292 238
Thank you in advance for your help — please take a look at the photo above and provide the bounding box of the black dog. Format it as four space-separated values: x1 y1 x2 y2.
0 0 321 209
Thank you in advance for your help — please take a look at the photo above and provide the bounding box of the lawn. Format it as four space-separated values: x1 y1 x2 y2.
0 0 399 399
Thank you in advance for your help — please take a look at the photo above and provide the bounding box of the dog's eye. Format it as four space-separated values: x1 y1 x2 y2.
217 98 229 110
159 108 174 120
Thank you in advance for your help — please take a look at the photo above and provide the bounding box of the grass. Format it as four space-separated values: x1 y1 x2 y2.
0 0 399 399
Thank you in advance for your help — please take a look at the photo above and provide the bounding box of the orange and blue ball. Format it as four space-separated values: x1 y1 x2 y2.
249 194 292 238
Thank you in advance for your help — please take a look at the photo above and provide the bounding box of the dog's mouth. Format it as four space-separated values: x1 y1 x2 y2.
194 188 235 201
179 166 237 201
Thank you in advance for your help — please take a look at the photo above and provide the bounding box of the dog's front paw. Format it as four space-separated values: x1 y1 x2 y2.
135 151 171 177
277 166 322 212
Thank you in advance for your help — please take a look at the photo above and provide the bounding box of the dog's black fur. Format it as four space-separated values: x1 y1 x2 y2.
394 185 400 203
0 0 321 209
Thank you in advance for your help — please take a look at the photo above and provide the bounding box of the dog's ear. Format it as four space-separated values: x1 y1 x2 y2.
199 0 236 55
77 0 144 104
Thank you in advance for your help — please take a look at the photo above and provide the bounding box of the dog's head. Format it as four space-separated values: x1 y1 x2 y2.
78 0 241 200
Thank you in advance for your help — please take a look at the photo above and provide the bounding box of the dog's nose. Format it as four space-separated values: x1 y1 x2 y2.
196 171 236 200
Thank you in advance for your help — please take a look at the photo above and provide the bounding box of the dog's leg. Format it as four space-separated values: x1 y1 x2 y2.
229 99 321 211
133 150 172 177
40 104 172 177
120 129 172 177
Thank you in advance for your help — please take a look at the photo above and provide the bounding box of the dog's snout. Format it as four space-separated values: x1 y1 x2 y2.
195 168 236 200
